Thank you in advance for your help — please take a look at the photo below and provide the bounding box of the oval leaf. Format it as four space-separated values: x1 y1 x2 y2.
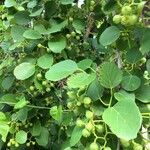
48 36 66 53
45 60 78 81
99 26 120 46
15 130 27 144
37 54 53 69
102 100 142 140
99 62 123 88
23 29 42 39
14 62 35 80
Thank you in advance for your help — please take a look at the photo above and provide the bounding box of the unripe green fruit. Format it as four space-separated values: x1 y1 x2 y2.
90 0 95 6
77 101 81 106
67 102 74 109
121 6 132 15
29 86 35 91
121 16 129 26
120 139 130 148
32 141 36 145
85 122 94 131
42 80 48 86
37 43 43 48
82 128 91 137
67 91 76 99
86 110 93 119
113 15 122 24
90 6 94 11
89 142 99 150
76 119 84 127
96 124 104 133
71 31 76 37
26 142 30 147
104 147 112 150
11 140 16 145
137 1 146 12
15 142 19 147
83 97 92 105
140 57 146 64
37 73 42 79
69 17 73 22
66 34 71 39
7 142 11 147
133 143 143 150
128 15 138 25
46 87 51 92
76 36 80 40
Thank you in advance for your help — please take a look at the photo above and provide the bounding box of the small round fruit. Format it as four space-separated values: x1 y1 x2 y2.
46 87 51 92
7 142 11 147
76 119 84 127
37 73 42 79
120 139 130 148
83 97 92 105
67 102 74 109
121 6 132 15
85 110 93 119
96 124 105 133
85 122 94 131
29 86 35 91
133 143 143 150
90 0 95 6
15 142 19 147
67 91 76 99
82 128 91 137
26 142 30 147
104 147 112 150
32 141 36 145
76 36 80 40
71 31 76 37
128 15 138 25
121 16 129 26
140 57 146 64
69 17 73 22
113 15 122 24
66 34 71 39
90 6 94 11
89 142 99 150
42 80 48 86
37 43 42 48
77 101 81 106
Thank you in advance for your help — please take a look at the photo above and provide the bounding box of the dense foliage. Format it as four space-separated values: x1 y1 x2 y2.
0 0 150 149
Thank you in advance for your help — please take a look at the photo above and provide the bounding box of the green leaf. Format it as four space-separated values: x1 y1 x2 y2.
1 76 14 90
16 108 29 122
36 127 49 147
140 30 150 54
14 99 29 109
77 59 93 70
135 84 150 103
0 122 9 142
125 49 143 64
31 121 42 136
45 60 78 81
1 94 17 105
34 24 47 34
102 100 142 140
146 59 150 75
70 126 83 147
48 36 66 53
14 62 35 80
99 26 120 46
14 11 30 25
121 75 141 91
50 106 63 123
60 0 74 5
15 130 27 144
72 19 85 34
37 54 53 69
114 90 135 101
4 0 16 7
11 25 25 42
47 20 68 34
23 29 42 39
87 78 104 101
99 62 123 88
67 72 96 88
0 112 6 121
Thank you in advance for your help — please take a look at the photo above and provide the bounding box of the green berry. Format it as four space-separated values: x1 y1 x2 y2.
85 110 93 119
137 1 146 12
15 142 19 147
83 97 92 105
121 6 132 15
46 87 51 92
96 124 105 133
26 142 30 147
113 15 122 24
42 80 48 86
37 43 43 48
76 36 80 40
90 0 95 6
89 142 99 150
85 122 94 131
69 17 73 22
37 73 42 79
133 143 143 150
77 101 81 106
66 34 71 39
76 119 84 127
120 139 130 148
104 147 112 150
82 128 91 137
128 15 138 25
67 91 76 99
29 86 35 91
71 31 76 37
7 142 11 147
